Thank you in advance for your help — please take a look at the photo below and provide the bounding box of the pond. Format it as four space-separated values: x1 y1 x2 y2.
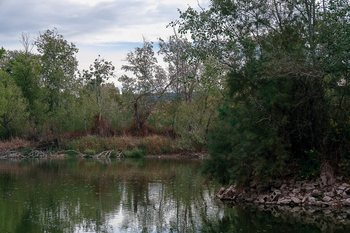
0 158 349 233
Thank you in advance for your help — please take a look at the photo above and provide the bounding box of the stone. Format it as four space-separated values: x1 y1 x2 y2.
322 196 332 202
338 186 347 190
344 198 350 206
291 197 301 204
324 191 335 198
278 198 291 205
342 183 350 187
280 184 287 190
218 187 226 195
311 189 323 198
308 197 317 204
336 176 343 181
328 177 336 186
320 175 328 187
305 185 314 193
259 195 268 203
302 196 308 203
292 189 299 193
270 190 281 201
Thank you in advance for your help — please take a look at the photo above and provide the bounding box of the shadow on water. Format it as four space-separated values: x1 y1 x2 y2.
0 158 349 232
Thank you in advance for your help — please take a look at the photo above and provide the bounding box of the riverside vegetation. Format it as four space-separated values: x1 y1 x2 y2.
1 0 350 201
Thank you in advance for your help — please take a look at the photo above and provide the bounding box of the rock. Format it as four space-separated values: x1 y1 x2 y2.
312 189 323 198
292 189 299 193
278 198 291 205
328 177 336 186
322 196 332 202
305 185 315 193
308 197 317 204
270 190 281 201
302 195 308 203
280 184 287 190
344 198 350 206
291 197 301 204
220 185 236 200
336 176 343 181
324 191 335 197
320 175 328 187
338 186 347 190
342 183 350 187
218 187 226 196
259 195 268 203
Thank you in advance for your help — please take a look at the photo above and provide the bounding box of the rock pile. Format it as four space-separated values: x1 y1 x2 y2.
215 175 350 207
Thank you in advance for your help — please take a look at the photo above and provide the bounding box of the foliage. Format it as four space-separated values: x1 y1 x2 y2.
0 70 29 138
173 0 350 185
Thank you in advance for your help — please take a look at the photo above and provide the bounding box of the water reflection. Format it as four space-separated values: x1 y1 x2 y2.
0 158 349 233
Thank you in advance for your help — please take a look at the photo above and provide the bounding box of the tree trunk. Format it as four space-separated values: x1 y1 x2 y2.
133 100 142 130
2 114 11 137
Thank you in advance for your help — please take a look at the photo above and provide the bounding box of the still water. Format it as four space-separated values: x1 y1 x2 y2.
0 158 348 232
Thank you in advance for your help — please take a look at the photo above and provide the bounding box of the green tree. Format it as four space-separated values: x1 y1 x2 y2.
82 55 116 121
119 39 174 131
173 0 350 185
0 70 29 138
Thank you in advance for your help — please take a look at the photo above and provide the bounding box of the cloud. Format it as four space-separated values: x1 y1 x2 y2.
0 0 210 83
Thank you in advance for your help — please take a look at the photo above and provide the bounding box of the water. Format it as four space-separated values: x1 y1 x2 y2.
0 158 348 232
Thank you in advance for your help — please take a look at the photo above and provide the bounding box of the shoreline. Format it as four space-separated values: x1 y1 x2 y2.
216 175 350 208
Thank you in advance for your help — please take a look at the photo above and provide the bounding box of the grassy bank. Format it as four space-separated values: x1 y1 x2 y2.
0 135 205 158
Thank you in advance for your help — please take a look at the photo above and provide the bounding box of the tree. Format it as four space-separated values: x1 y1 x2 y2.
173 0 350 185
0 70 29 138
119 39 174 131
34 28 79 113
82 55 116 121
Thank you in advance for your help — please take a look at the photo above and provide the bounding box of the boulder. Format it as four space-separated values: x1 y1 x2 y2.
291 197 301 204
324 191 335 198
328 177 336 186
320 175 328 187
322 196 332 202
311 189 323 198
278 198 291 205
280 184 287 190
344 198 350 206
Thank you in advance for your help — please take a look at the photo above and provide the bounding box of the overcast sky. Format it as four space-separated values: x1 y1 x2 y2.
0 0 209 86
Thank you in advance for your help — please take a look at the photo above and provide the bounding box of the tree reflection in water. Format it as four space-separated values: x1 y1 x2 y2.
0 158 349 233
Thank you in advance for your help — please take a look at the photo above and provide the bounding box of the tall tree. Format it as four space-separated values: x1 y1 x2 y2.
173 0 350 185
82 55 116 121
119 39 174 130
34 28 79 113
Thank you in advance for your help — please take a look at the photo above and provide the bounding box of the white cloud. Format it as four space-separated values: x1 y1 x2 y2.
0 0 210 85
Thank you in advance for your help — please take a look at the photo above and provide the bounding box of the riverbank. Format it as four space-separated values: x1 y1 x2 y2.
0 135 206 159
216 174 350 208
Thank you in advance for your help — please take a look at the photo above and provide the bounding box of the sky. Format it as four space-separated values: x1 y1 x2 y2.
0 0 209 86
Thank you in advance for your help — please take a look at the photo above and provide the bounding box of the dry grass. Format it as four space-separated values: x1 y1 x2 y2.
0 137 31 151
63 135 184 155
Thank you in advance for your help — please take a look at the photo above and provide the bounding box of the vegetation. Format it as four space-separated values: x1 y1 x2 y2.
1 0 350 187
171 0 350 186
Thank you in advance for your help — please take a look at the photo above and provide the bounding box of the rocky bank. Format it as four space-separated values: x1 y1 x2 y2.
216 173 350 207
